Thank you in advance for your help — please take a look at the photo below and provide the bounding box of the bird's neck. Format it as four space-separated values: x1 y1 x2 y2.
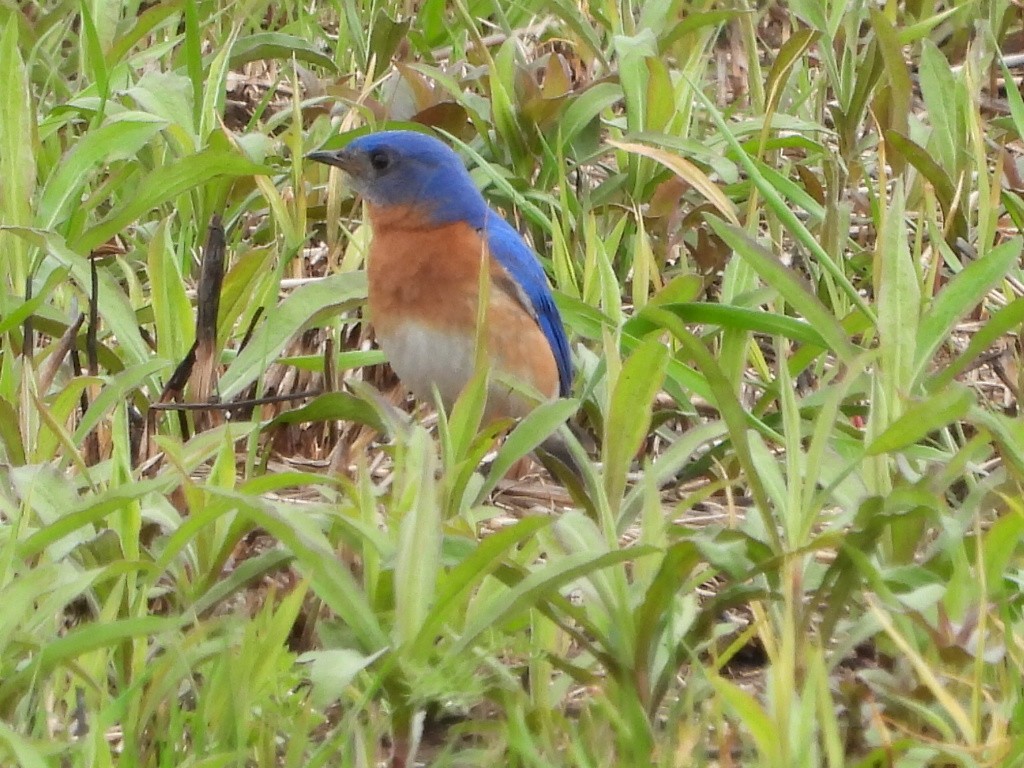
366 201 487 232
365 202 440 231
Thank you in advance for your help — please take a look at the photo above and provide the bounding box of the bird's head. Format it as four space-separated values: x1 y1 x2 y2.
308 130 488 227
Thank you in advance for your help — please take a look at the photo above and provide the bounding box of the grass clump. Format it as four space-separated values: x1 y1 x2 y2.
2 1 1024 765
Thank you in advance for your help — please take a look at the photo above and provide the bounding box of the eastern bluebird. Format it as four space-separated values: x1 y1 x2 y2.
309 130 576 468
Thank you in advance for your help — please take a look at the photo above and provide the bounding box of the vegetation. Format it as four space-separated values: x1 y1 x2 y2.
2 0 1024 765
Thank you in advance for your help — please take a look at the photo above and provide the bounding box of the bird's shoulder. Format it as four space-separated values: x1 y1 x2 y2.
482 211 573 397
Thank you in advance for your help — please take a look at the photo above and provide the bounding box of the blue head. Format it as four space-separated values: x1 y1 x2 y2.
308 130 488 227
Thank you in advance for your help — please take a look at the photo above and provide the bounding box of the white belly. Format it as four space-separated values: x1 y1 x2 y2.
379 323 476 410
378 322 546 420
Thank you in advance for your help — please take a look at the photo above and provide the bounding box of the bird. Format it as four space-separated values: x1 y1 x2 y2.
308 130 578 471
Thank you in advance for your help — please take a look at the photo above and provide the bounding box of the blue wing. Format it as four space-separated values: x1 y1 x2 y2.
484 212 573 397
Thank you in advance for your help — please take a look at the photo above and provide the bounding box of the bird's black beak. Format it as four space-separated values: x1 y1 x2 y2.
307 148 359 172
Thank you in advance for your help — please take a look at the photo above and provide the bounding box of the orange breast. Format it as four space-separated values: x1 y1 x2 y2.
366 207 559 421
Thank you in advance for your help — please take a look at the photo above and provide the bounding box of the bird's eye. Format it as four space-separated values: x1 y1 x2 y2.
369 150 391 171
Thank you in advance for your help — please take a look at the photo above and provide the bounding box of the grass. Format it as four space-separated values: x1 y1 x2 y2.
2 0 1024 765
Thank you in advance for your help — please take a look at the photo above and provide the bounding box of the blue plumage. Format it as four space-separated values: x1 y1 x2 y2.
342 131 490 227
